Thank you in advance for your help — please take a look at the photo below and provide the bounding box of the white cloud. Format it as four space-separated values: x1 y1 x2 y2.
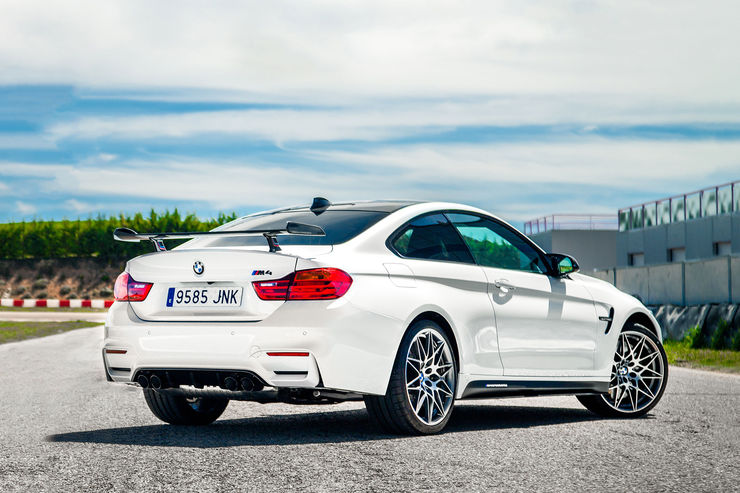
0 0 738 106
313 139 740 194
311 139 740 220
0 133 57 149
1 1 737 226
54 160 397 210
0 162 69 178
63 198 91 212
15 200 36 215
45 98 740 144
3 136 738 222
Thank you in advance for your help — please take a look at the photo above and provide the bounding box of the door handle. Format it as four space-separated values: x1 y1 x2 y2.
493 279 517 291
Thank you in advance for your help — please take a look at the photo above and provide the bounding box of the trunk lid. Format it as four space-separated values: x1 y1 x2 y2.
127 249 297 322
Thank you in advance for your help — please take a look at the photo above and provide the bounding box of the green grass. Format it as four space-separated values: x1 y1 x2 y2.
0 306 107 313
0 320 101 344
663 339 740 374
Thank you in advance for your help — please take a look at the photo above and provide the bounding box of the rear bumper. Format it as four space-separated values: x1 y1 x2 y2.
103 299 403 395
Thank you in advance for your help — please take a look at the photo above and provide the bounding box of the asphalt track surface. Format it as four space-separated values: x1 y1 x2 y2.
0 311 107 323
0 327 738 492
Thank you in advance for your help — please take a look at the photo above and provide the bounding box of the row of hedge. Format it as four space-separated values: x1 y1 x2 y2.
683 320 740 351
0 210 238 261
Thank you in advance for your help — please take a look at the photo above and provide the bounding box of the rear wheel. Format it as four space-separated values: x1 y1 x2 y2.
365 320 457 435
143 389 228 425
578 324 668 418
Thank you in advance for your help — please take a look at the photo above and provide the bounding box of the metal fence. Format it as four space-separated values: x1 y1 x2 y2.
618 180 740 232
523 214 617 235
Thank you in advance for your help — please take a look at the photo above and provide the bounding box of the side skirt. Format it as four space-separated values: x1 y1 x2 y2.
461 380 609 400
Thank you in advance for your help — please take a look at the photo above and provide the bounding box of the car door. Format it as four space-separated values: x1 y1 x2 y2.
388 213 505 376
446 213 599 377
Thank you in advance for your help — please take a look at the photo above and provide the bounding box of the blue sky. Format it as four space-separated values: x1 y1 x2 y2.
1 1 739 226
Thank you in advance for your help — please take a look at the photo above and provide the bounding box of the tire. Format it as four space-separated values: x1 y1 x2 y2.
143 388 229 425
578 324 668 418
364 320 457 435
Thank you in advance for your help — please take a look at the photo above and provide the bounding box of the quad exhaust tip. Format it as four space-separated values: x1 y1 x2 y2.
136 370 264 392
223 375 261 392
137 374 149 388
149 374 162 389
223 376 239 391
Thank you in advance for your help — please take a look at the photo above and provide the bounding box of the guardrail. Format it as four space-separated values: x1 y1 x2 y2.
523 214 617 235
587 255 740 306
618 180 740 232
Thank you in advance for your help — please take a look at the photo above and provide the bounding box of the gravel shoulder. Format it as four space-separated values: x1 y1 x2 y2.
0 327 738 492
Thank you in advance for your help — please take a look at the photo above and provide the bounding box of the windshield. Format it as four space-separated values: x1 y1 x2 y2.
183 209 389 248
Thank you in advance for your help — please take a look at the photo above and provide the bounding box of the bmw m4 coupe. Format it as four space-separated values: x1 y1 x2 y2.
104 198 668 434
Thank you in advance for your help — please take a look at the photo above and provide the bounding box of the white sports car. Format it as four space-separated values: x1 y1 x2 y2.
104 198 668 434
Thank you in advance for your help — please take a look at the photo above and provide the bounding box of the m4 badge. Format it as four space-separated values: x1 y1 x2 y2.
251 270 273 276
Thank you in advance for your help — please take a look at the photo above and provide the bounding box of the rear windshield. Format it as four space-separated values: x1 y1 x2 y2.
183 210 389 248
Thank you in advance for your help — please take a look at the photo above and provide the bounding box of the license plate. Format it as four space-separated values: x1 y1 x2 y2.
165 287 243 307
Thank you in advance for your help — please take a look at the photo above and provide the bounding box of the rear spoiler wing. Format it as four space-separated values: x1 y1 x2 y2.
113 222 325 253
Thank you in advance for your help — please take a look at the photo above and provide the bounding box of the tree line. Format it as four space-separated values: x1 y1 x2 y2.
0 210 238 261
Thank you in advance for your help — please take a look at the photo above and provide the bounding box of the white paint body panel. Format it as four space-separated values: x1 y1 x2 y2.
104 201 660 397
483 267 598 376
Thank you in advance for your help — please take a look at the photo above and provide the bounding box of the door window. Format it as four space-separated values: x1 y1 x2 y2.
391 214 474 263
447 213 547 273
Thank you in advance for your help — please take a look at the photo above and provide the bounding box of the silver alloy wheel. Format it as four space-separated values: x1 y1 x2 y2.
602 330 665 413
405 328 456 426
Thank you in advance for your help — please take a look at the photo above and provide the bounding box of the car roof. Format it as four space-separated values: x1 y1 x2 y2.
246 199 422 217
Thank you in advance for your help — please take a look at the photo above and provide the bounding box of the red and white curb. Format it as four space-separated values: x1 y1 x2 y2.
0 299 114 308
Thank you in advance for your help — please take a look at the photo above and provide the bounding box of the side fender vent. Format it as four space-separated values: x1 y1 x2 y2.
600 307 615 334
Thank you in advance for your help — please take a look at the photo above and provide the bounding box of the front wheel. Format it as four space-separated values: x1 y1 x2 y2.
365 320 457 435
143 389 229 425
578 324 668 418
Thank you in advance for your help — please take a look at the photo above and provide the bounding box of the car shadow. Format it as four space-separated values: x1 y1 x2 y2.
46 403 600 448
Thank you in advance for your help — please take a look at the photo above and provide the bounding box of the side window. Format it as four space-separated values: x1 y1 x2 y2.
392 214 474 263
447 213 547 273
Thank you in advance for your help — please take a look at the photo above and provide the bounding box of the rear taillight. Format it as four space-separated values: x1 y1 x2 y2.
252 268 352 301
289 268 352 300
252 276 292 300
114 272 153 302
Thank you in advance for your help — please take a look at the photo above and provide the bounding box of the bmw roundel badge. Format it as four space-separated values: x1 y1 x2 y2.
193 260 204 275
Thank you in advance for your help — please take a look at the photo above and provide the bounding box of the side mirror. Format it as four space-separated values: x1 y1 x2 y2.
547 253 579 277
